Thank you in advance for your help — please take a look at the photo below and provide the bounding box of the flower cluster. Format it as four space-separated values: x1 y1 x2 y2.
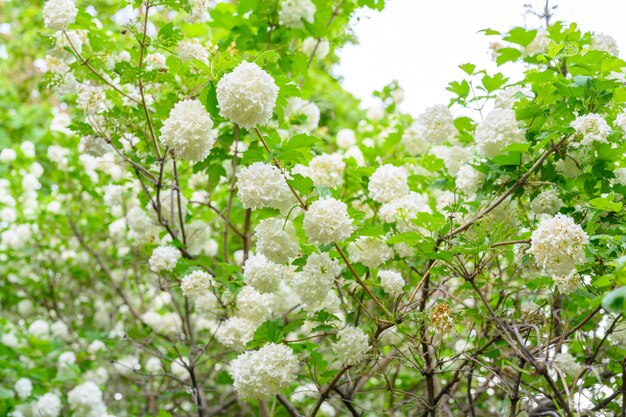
303 197 353 244
279 0 316 28
529 214 589 275
474 108 525 157
236 162 295 213
217 61 278 128
332 326 370 366
230 343 299 398
159 99 216 163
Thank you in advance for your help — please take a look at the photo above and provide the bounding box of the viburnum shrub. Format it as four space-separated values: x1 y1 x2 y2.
1 0 626 416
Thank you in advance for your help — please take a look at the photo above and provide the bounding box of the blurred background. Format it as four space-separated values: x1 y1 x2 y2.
336 0 626 116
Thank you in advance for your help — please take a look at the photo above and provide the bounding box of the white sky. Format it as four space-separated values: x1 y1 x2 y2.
336 0 626 117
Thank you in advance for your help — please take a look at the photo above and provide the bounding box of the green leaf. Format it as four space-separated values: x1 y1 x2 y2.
446 80 470 99
252 320 284 343
589 197 623 212
602 286 626 313
459 63 476 75
481 73 508 93
495 48 522 66
504 27 538 47
199 82 220 119
157 22 183 47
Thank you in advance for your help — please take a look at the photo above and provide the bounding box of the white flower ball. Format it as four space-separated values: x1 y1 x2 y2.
530 189 563 215
378 270 405 296
28 319 50 339
571 113 611 146
553 351 582 377
302 37 330 59
32 393 62 417
43 0 77 31
159 99 215 163
149 246 181 272
336 128 356 149
308 153 345 188
347 236 393 269
474 108 525 157
15 378 32 400
236 162 295 213
230 343 299 398
178 39 209 62
0 148 17 163
529 214 588 275
243 253 288 293
368 164 409 203
417 105 458 144
332 326 370 366
236 286 273 325
430 145 473 176
292 252 342 312
303 197 353 245
455 165 484 196
401 125 429 155
215 316 257 349
253 217 301 263
181 270 213 298
525 28 550 55
217 61 278 129
67 381 106 416
379 192 430 232
285 97 320 133
77 84 107 115
592 33 619 56
279 0 316 28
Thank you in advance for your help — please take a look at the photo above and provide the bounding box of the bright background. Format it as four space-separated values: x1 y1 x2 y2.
336 0 626 117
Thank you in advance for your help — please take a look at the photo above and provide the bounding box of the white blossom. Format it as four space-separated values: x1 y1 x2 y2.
236 286 273 325
178 39 209 62
292 252 342 312
181 270 213 298
553 351 582 377
308 153 345 188
368 164 409 203
159 99 216 163
571 113 611 146
215 316 257 349
474 108 525 157
32 393 62 417
253 217 300 263
230 343 299 398
14 378 32 400
279 0 316 28
378 270 404 296
237 162 295 213
303 197 353 244
285 97 320 133
455 164 484 196
530 189 563 215
149 246 181 272
302 37 329 59
529 214 588 275
332 326 370 366
591 33 619 56
401 124 429 155
77 84 107 115
43 0 77 31
336 128 356 148
67 381 107 417
417 105 458 144
28 319 50 339
347 236 393 269
217 61 278 128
